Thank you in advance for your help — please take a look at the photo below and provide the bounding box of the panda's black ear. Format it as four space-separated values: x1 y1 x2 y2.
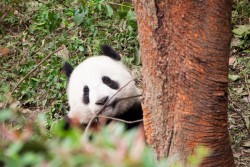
63 62 74 80
101 45 121 61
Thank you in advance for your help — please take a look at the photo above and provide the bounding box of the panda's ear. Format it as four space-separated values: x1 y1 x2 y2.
101 45 121 61
63 62 74 80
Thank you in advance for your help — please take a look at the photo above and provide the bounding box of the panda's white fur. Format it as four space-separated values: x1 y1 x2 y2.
65 47 141 124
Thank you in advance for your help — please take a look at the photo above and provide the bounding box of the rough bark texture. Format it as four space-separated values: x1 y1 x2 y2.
133 0 235 166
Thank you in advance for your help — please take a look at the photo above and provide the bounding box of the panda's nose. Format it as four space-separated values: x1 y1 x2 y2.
95 96 109 105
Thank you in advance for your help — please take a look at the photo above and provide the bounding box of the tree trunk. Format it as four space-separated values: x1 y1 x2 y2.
133 0 235 166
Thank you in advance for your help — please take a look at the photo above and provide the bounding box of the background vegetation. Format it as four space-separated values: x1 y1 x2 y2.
0 0 249 166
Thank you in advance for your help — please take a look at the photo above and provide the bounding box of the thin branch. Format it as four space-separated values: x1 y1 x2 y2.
231 103 250 136
97 115 143 124
3 47 63 108
83 116 97 141
106 94 142 107
11 46 63 94
229 82 250 85
83 76 139 141
116 94 142 101
244 75 250 103
97 76 139 115
108 2 134 8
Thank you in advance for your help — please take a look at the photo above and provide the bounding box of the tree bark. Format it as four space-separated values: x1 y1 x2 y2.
133 0 235 166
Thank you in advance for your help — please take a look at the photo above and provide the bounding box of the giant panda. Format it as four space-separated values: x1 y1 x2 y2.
63 45 143 129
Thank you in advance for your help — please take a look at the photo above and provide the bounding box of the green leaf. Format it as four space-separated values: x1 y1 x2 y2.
229 74 240 81
6 141 23 156
126 10 136 21
232 25 250 36
142 147 156 167
78 46 84 52
0 109 13 122
67 22 75 29
97 4 102 11
105 4 113 17
74 9 88 26
22 152 43 166
31 78 39 82
121 2 132 12
243 49 250 53
134 47 141 66
188 146 211 166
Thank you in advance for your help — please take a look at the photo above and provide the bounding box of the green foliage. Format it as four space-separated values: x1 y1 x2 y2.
0 0 140 120
188 146 211 167
232 0 250 25
30 5 63 33
232 25 250 49
232 0 250 50
0 108 210 167
229 2 250 165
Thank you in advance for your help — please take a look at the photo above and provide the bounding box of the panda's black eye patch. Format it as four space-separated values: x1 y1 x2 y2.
102 76 111 85
102 76 119 90
83 86 89 104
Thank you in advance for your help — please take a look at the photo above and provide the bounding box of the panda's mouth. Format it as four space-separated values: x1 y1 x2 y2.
106 97 128 109
94 99 118 115
104 99 119 109
111 99 119 108
98 98 120 111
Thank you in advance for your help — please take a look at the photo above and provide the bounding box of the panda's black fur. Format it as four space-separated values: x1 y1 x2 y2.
63 45 143 130
101 45 121 61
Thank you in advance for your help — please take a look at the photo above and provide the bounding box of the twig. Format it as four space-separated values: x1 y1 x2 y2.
106 94 142 107
115 94 142 101
11 46 63 95
3 47 63 108
108 2 134 8
97 115 143 124
83 116 97 141
229 82 250 85
83 76 139 141
231 103 250 136
244 75 250 103
97 76 139 116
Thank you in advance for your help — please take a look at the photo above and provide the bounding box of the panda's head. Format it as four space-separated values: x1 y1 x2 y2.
64 45 140 124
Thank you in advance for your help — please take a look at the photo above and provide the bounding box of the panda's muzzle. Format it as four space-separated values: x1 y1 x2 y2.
97 98 119 109
95 96 109 105
95 96 120 110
